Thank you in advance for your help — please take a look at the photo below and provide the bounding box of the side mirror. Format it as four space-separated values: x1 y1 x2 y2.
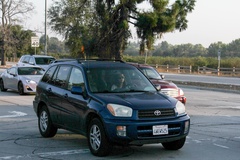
10 73 16 76
71 86 83 95
29 62 35 65
155 84 161 91
160 74 165 79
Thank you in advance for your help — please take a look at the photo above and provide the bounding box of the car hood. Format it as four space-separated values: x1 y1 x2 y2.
93 92 177 110
150 79 177 89
21 75 42 83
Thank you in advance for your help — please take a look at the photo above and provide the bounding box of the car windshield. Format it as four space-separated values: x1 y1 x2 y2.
86 67 156 93
140 67 162 80
35 57 55 65
18 67 45 75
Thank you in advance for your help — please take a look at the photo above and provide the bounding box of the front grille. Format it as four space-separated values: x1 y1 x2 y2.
138 109 175 119
137 123 181 138
161 89 179 97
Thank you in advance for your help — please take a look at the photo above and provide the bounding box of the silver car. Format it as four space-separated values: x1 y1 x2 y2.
0 66 44 95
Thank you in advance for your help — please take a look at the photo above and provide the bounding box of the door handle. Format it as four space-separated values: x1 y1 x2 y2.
47 88 52 92
64 93 68 98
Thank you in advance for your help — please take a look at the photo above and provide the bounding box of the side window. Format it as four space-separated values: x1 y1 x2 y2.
53 66 71 88
42 66 57 83
22 56 30 63
67 67 84 90
29 57 35 65
9 68 16 75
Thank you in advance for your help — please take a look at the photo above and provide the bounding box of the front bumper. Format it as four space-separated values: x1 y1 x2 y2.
103 115 190 145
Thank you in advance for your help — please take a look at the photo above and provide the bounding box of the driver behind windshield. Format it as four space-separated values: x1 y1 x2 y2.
111 73 126 91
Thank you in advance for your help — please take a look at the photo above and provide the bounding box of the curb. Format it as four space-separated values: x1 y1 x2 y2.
173 80 240 94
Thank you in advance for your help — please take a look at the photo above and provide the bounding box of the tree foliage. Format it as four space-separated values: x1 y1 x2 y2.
0 0 34 65
48 0 196 59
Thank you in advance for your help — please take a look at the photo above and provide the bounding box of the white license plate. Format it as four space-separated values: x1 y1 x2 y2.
153 125 168 135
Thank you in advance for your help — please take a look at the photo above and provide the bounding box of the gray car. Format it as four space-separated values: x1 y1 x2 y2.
0 66 44 95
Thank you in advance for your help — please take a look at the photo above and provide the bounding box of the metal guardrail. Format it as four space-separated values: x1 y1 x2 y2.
150 64 240 77
150 64 192 74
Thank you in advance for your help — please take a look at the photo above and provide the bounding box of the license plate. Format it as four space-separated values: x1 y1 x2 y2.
153 125 168 135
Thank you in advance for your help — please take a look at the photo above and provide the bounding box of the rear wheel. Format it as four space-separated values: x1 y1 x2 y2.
87 118 110 157
18 82 24 95
162 137 186 150
38 105 57 137
0 79 7 92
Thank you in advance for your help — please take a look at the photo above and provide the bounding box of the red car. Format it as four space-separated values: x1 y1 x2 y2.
130 63 186 104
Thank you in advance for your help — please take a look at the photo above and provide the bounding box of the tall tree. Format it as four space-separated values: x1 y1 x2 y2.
48 0 195 59
0 0 34 65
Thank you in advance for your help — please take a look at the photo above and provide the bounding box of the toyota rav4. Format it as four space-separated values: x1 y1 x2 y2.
33 59 190 157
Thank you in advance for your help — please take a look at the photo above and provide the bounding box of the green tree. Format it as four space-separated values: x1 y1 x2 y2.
207 42 226 57
48 0 195 60
48 0 96 58
0 0 34 65
10 25 36 57
136 0 196 55
226 39 240 57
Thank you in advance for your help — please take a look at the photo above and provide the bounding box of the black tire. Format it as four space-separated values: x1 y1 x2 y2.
18 82 25 95
0 79 7 92
38 105 57 138
87 118 110 157
162 137 186 150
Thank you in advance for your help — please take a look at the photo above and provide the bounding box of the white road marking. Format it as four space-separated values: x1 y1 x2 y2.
213 143 229 149
0 111 27 118
0 149 89 159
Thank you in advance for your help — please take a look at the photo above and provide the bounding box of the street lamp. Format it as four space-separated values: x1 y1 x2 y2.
44 0 47 55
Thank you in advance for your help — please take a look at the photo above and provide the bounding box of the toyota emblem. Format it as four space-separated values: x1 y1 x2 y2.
154 110 161 116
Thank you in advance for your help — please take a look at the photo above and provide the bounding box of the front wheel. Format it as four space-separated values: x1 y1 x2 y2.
38 105 57 138
162 137 186 150
18 82 25 95
87 118 110 157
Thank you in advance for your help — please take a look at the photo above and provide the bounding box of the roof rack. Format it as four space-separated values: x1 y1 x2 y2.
77 58 125 63
51 58 125 64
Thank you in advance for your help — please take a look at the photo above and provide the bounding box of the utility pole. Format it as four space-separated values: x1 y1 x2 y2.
217 50 221 76
44 0 48 55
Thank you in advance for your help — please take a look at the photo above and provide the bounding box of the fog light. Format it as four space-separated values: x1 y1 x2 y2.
116 126 126 137
26 86 32 91
184 121 190 134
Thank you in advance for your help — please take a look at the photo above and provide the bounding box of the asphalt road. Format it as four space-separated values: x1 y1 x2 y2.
0 88 239 159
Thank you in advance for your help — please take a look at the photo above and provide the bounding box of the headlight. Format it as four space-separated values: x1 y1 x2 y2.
179 88 184 96
107 104 132 117
175 101 186 115
26 80 36 84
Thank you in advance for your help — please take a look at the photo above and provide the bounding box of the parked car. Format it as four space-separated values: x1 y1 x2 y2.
0 66 45 95
33 59 190 157
130 63 186 104
17 55 55 71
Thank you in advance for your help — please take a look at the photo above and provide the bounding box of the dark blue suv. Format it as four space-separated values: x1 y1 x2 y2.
33 59 190 157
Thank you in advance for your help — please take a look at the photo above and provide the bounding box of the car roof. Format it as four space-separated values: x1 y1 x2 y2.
128 62 154 69
22 55 54 58
50 59 135 69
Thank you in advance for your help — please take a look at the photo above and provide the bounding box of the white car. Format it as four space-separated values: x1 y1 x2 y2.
0 66 44 95
17 55 55 71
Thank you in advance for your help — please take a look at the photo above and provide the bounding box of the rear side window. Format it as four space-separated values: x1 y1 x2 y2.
52 66 71 88
35 57 55 65
42 66 57 83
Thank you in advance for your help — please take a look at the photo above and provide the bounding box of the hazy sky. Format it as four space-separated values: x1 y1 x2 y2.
26 0 240 47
